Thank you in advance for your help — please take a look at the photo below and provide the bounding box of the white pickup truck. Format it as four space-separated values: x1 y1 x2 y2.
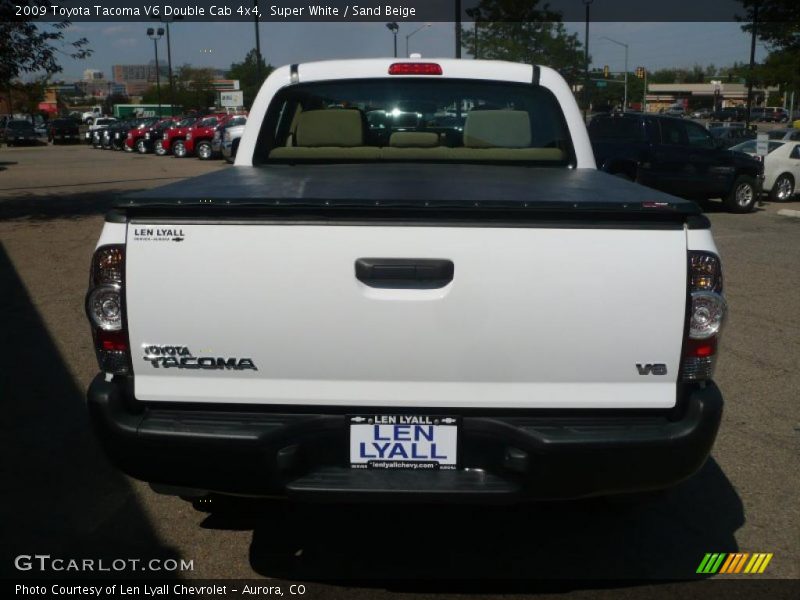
85 59 726 503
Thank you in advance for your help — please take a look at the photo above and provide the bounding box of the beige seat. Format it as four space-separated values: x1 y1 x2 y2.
270 109 381 159
463 110 532 148
388 132 440 148
448 109 566 161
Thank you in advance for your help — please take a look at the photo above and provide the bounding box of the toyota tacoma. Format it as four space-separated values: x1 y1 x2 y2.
85 59 726 503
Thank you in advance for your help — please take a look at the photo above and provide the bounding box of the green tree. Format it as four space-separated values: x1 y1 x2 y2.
0 1 92 88
103 93 130 116
461 0 585 87
739 1 800 97
227 49 274 109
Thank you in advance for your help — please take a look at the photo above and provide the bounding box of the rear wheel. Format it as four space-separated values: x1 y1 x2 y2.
155 141 167 156
173 139 187 158
724 175 758 213
770 173 795 202
136 139 148 154
196 141 213 160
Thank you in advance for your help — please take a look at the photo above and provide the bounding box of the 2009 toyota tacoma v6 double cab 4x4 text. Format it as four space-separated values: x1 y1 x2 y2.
85 59 726 503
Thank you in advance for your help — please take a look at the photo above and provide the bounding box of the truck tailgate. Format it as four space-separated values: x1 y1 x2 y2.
126 223 687 409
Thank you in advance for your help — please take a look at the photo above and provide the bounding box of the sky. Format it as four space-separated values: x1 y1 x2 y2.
51 21 770 82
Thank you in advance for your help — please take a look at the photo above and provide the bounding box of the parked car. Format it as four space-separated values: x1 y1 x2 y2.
758 107 789 123
711 107 746 122
220 116 248 163
85 59 727 506
124 117 161 153
708 126 756 149
2 119 39 146
589 112 763 212
157 116 198 156
48 118 81 144
181 113 233 159
767 128 800 142
661 106 686 117
690 108 713 119
731 139 800 201
103 119 135 150
136 117 179 154
86 117 117 146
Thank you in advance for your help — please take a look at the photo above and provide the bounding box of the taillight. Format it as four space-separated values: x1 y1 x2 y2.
682 251 727 381
388 62 443 75
86 245 130 374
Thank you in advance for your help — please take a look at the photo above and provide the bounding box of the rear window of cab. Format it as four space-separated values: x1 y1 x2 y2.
254 78 575 165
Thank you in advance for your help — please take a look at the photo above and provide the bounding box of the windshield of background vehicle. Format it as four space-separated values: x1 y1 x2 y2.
254 78 574 165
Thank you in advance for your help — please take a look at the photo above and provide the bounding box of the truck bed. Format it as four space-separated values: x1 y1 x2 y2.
119 164 702 218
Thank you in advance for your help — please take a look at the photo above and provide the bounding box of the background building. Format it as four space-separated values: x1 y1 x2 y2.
112 62 169 96
82 69 104 81
646 82 778 112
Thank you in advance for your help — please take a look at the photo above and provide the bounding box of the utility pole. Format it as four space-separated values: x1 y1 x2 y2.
455 0 462 58
582 0 593 120
254 0 263 83
745 1 759 129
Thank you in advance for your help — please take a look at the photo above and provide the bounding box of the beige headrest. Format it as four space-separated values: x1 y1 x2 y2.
463 110 532 148
389 132 440 147
295 109 363 147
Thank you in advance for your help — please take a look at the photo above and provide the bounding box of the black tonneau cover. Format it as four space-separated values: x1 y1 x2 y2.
123 164 697 211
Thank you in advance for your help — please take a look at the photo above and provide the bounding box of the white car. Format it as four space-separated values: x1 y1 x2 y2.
767 128 800 142
731 139 800 201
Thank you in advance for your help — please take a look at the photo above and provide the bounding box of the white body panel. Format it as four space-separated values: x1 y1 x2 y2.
126 224 686 409
235 59 595 169
762 142 800 190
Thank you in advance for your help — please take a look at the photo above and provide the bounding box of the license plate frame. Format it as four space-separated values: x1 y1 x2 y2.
349 414 460 470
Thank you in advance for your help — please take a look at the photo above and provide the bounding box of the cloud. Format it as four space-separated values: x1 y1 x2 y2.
102 25 129 36
112 37 138 48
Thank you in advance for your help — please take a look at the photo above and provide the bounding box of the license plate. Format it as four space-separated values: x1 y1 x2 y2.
349 415 458 470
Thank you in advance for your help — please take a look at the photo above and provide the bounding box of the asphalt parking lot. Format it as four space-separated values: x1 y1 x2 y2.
1 144 798 597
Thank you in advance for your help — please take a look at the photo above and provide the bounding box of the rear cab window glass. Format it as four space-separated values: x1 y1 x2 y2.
254 78 575 165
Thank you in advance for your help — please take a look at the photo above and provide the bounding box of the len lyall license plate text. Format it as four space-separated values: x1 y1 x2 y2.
349 415 458 470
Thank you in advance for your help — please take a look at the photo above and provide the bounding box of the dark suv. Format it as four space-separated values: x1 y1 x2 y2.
711 107 746 122
589 113 763 212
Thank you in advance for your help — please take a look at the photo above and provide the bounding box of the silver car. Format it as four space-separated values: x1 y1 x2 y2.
220 116 247 163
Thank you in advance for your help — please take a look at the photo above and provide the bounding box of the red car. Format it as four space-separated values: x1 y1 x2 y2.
180 113 237 159
132 117 179 154
123 118 160 152
157 116 199 156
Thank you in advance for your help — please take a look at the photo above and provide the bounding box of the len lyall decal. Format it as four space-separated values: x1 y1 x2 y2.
696 552 773 574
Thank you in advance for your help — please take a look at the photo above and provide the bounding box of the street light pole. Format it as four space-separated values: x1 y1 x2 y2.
405 23 431 58
386 22 399 57
582 0 593 120
602 36 629 112
745 1 759 129
147 28 164 117
165 22 175 116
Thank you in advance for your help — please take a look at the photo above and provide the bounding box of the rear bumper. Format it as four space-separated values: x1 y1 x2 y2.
87 376 723 503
